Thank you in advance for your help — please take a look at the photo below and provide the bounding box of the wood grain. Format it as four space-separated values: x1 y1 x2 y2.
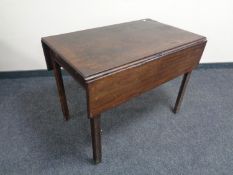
41 19 207 163
42 19 205 80
87 42 206 117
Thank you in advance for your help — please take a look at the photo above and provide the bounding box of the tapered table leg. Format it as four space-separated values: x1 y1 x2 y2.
90 115 102 164
52 60 70 120
173 72 192 113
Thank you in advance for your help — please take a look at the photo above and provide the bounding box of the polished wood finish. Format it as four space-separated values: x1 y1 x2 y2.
41 19 207 163
90 115 102 164
52 59 70 120
87 43 205 117
174 72 192 113
42 19 205 81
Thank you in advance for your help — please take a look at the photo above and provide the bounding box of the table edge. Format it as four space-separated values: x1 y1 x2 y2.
85 37 207 82
42 33 206 84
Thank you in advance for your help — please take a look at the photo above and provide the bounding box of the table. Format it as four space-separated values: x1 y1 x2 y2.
41 19 207 164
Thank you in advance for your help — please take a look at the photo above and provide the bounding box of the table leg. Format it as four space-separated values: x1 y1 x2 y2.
90 115 102 164
52 60 70 120
173 71 192 113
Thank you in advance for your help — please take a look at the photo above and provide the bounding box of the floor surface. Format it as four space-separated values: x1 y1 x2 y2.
0 68 233 174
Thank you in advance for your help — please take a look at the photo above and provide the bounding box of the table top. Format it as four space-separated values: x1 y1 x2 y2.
42 19 206 81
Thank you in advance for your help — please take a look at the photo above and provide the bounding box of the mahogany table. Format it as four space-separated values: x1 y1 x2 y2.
41 19 207 164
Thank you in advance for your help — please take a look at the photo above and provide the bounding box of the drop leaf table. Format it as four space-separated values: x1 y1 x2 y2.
41 19 207 164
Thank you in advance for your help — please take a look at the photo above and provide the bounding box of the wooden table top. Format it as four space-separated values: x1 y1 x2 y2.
42 19 206 81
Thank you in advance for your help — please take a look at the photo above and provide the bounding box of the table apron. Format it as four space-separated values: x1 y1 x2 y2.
87 42 206 117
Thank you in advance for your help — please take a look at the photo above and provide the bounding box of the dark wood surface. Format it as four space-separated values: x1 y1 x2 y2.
52 60 70 120
173 72 192 113
41 19 207 164
90 115 102 164
42 19 206 81
87 42 206 117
